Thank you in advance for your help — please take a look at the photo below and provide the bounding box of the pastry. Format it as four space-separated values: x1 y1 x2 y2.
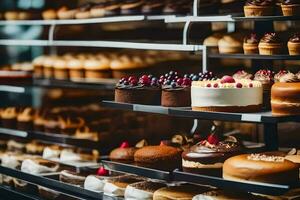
182 133 241 177
25 141 46 155
90 3 106 18
7 140 26 153
288 33 300 55
67 57 85 80
59 117 85 135
142 0 165 14
4 11 18 20
121 0 144 15
84 56 111 79
53 58 69 80
32 55 47 78
43 56 56 78
1 107 17 129
258 32 283 55
21 158 59 174
203 33 223 53
153 184 211 200
243 33 259 54
223 153 299 184
218 34 243 54
59 170 86 186
42 145 62 160
75 3 95 19
281 0 300 16
244 0 275 17
42 9 57 20
17 107 35 131
104 0 121 16
192 190 262 200
75 126 99 141
115 75 161 105
57 7 77 19
271 71 300 116
161 71 193 107
124 181 166 200
109 141 139 163
59 149 98 162
191 76 263 113
103 175 144 197
254 70 275 110
134 145 181 170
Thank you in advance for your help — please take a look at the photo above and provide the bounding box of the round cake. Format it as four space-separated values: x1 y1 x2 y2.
109 142 137 163
271 72 300 116
191 76 263 112
223 153 300 184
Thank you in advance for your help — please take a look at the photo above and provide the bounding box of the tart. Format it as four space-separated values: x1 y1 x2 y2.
288 33 300 55
115 75 161 105
17 107 35 131
281 0 300 16
243 33 259 54
218 34 243 54
258 32 283 55
244 0 275 17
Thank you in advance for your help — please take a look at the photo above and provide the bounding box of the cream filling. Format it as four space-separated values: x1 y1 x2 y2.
182 159 223 169
84 175 105 192
104 182 126 197
21 159 58 174
191 87 262 107
124 185 153 200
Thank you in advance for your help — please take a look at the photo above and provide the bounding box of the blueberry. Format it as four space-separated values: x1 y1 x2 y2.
184 74 189 78
198 77 203 81
171 82 177 88
192 75 199 81
151 77 158 82
189 73 195 78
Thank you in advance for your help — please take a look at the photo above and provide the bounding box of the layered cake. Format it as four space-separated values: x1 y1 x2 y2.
271 72 300 116
124 181 166 200
223 153 300 184
109 141 137 163
191 76 263 112
115 75 161 105
182 134 241 177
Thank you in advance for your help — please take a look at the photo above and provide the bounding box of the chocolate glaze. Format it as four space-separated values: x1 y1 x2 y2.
289 33 300 43
260 32 281 43
244 33 259 44
245 0 275 6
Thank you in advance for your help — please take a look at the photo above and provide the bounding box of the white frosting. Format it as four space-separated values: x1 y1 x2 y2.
42 147 61 159
59 149 81 162
191 87 263 107
124 185 153 200
21 159 58 174
182 159 223 169
84 175 106 192
104 182 126 197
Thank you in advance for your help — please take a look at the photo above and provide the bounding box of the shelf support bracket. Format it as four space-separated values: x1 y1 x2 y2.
183 21 192 45
193 0 199 16
48 23 57 54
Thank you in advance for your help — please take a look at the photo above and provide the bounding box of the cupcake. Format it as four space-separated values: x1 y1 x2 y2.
243 33 259 54
232 70 253 80
254 70 275 110
182 132 241 177
17 107 35 131
244 0 275 17
1 107 17 129
84 56 112 79
281 0 300 16
67 57 85 80
42 9 57 20
43 56 56 79
288 33 300 55
258 32 283 55
203 33 223 53
218 34 243 54
53 58 69 80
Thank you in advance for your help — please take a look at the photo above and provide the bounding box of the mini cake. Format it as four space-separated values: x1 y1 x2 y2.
142 0 165 14
203 33 223 53
1 107 17 129
109 141 138 163
53 58 69 80
288 33 300 55
232 70 253 80
281 0 300 16
153 184 211 200
223 153 300 184
59 117 85 135
161 71 192 107
258 32 283 55
104 0 121 16
84 56 111 79
25 141 46 155
121 0 144 15
244 0 274 17
7 140 26 153
90 3 106 18
21 158 59 174
218 34 243 54
271 72 300 116
103 175 145 197
57 7 77 19
192 190 262 200
67 57 85 80
60 170 86 186
254 70 274 110
243 33 259 54
182 134 241 177
191 76 263 113
124 181 166 200
134 145 181 170
17 107 35 131
75 3 95 19
115 75 161 105
42 9 57 20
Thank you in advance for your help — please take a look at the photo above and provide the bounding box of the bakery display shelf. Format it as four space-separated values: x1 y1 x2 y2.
0 85 26 93
0 185 42 200
173 170 294 196
0 165 103 200
33 78 117 90
208 53 300 60
101 160 173 181
101 101 300 123
0 39 204 51
0 127 110 153
165 14 300 23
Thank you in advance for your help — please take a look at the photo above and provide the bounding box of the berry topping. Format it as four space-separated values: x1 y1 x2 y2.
160 141 166 146
182 78 191 86
249 83 253 87
171 82 177 88
207 133 219 145
128 76 136 82
236 83 243 88
176 78 183 85
139 75 151 86
221 76 235 84
120 141 129 148
206 83 211 87
213 83 218 88
97 166 109 176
